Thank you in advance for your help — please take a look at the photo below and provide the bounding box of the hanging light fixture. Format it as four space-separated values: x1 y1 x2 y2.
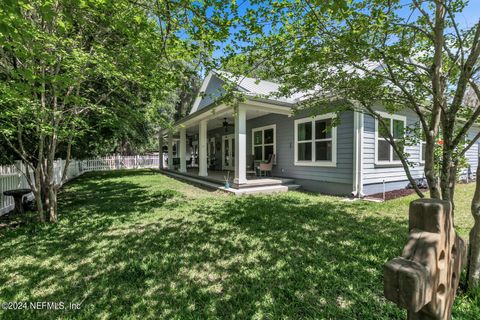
222 118 233 132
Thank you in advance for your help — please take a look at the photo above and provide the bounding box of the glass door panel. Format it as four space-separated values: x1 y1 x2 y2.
222 135 235 170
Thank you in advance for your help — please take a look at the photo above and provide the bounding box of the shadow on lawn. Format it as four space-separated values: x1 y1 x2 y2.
2 170 472 319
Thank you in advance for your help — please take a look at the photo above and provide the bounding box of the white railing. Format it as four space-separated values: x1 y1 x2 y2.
0 155 159 215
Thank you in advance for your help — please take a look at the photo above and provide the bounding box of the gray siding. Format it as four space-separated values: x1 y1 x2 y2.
197 75 226 110
363 180 415 196
245 111 354 193
464 128 480 176
362 107 479 195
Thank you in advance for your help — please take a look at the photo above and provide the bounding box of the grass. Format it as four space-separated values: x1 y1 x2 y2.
0 169 478 319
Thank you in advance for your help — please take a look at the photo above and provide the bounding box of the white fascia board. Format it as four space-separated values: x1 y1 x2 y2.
241 100 293 116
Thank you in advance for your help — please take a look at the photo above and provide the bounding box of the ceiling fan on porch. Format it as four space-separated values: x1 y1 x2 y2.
222 118 234 132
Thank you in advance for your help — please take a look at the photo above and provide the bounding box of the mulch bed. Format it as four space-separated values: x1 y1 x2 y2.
368 188 429 201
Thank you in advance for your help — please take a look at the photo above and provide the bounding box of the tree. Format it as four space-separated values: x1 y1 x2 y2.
228 0 480 289
0 0 232 222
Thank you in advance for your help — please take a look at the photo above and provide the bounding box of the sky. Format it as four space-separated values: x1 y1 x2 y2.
441 0 479 27
209 0 480 60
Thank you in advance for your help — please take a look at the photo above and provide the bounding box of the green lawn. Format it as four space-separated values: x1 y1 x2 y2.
0 170 478 319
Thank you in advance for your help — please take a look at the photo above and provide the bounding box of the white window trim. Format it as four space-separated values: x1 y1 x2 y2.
419 141 426 165
374 112 407 165
252 124 276 163
294 113 337 167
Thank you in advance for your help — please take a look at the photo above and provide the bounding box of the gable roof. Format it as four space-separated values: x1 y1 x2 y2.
214 70 282 96
189 70 310 115
215 70 313 104
189 64 480 118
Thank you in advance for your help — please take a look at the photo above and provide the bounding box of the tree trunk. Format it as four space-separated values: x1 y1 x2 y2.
424 135 441 199
468 164 480 290
34 150 46 222
32 164 58 223
448 163 457 219
45 131 58 222
48 184 58 222
45 158 58 222
34 166 45 223
440 116 455 203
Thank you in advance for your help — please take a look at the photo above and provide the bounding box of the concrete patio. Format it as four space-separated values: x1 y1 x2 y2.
159 168 300 195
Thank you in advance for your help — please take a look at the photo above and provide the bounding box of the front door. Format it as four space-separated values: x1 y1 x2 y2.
222 134 235 171
208 137 216 168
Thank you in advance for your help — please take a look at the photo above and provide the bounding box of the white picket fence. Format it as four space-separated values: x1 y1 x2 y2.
0 155 159 215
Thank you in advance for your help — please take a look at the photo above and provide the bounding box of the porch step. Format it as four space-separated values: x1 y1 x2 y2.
157 169 302 195
222 185 289 195
235 178 295 189
286 184 301 191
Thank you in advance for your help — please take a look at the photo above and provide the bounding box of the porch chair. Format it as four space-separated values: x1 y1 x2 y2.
257 154 275 177
246 154 256 177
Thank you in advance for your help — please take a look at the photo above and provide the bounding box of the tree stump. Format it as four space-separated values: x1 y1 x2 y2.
3 189 32 215
384 199 466 319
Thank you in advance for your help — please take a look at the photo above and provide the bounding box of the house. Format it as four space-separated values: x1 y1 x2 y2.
159 70 479 196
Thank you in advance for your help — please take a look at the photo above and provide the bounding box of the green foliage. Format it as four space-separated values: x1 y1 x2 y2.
225 0 479 201
226 0 465 114
0 0 235 220
0 0 233 160
0 170 477 318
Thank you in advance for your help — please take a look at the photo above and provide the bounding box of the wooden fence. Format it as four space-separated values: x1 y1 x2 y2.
0 155 159 215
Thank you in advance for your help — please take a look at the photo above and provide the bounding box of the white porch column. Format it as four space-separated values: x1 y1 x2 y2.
179 128 187 173
158 132 164 170
234 106 247 185
199 120 208 176
168 132 174 170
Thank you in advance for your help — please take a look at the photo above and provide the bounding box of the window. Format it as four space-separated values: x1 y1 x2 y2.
252 125 276 162
375 113 406 164
420 142 426 163
294 114 336 166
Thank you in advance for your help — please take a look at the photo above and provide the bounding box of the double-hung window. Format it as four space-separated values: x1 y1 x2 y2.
252 125 276 161
375 112 406 164
294 114 337 167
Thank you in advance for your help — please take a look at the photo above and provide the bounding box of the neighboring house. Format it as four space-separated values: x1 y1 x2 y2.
160 70 479 196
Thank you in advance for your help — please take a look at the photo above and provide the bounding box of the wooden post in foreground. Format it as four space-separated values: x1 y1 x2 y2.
384 199 466 319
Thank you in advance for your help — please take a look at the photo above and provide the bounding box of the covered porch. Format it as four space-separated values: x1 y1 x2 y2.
159 101 295 191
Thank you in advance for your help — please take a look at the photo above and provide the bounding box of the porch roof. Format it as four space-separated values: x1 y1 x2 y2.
161 96 293 136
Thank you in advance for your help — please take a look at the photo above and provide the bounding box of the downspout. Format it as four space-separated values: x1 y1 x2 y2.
357 112 364 197
352 111 358 196
352 111 364 197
